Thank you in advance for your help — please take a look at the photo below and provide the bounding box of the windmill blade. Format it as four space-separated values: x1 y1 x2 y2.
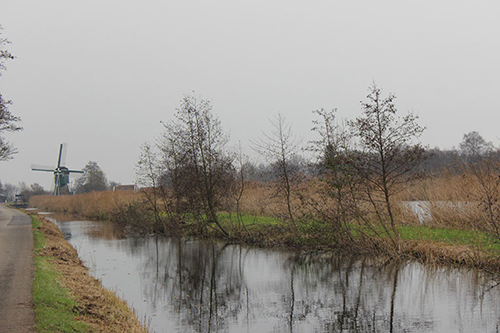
59 143 68 167
66 169 85 174
31 163 56 172
57 143 64 168
32 168 56 172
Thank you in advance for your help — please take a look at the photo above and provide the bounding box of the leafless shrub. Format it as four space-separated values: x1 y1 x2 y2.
306 108 361 245
155 94 234 237
462 160 500 238
251 113 302 227
349 84 427 248
135 141 183 235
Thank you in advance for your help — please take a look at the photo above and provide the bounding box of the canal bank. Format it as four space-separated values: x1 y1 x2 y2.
29 211 148 332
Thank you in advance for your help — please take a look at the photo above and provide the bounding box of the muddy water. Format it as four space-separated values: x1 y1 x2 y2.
50 215 500 333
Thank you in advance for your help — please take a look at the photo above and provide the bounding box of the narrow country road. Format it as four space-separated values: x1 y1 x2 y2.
0 204 34 332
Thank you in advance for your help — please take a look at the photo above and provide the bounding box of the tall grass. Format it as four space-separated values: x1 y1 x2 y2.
29 184 303 229
28 174 494 235
30 190 141 220
399 163 500 237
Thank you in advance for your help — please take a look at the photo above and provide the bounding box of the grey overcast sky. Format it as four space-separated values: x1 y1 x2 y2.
0 0 499 190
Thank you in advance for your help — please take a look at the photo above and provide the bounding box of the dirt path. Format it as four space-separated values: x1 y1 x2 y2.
0 205 34 332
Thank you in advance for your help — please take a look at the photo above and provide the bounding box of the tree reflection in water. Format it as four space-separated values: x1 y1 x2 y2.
55 220 500 333
133 238 500 333
139 239 248 332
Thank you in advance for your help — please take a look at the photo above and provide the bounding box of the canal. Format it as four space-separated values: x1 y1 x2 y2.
49 214 500 333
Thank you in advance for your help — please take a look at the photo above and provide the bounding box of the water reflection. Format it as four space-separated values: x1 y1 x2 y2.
53 218 500 333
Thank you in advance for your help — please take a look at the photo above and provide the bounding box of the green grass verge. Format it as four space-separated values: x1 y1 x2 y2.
31 216 90 332
32 216 45 252
218 212 282 227
218 212 500 255
399 224 500 253
33 258 89 332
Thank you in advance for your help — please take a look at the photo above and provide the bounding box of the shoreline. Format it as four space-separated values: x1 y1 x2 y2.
29 210 149 332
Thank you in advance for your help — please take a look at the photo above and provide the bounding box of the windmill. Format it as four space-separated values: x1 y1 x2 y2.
31 143 85 195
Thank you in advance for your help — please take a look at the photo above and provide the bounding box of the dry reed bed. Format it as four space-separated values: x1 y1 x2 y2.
31 212 148 332
391 239 499 272
29 176 497 233
30 184 302 222
30 191 141 220
28 177 494 233
400 172 500 233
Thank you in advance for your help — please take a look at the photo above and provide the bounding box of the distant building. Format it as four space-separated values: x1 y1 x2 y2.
113 184 137 191
13 194 27 207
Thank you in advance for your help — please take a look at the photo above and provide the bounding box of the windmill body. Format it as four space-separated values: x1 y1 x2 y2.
31 144 84 195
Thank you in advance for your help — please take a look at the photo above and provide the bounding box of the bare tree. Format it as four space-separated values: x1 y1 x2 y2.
18 181 31 201
230 142 249 227
30 183 47 196
0 25 14 73
136 142 164 189
3 183 18 202
309 108 360 244
462 160 500 238
135 141 183 234
136 141 163 226
0 94 22 160
252 113 301 224
350 84 427 247
73 161 108 194
0 26 22 161
459 131 494 163
159 94 234 237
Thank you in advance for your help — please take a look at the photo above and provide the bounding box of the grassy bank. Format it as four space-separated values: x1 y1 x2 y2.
30 212 148 332
208 213 500 273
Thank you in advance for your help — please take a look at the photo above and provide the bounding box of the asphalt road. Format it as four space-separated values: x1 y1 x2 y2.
0 205 34 332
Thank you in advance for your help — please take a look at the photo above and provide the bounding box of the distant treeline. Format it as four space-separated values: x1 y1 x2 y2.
224 142 500 183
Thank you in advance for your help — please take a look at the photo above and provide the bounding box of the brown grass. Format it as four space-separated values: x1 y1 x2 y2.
398 170 500 233
28 174 498 235
238 181 296 216
31 212 149 332
30 191 141 220
29 183 306 223
27 178 476 236
400 239 500 274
